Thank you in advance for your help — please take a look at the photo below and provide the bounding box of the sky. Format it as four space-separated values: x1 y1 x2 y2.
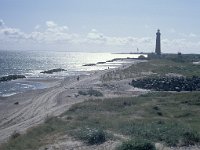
0 0 200 53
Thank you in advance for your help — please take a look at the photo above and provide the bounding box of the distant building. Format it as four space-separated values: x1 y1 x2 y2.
155 29 161 55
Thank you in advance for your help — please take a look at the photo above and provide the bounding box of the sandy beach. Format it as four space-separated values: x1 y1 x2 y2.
0 59 147 144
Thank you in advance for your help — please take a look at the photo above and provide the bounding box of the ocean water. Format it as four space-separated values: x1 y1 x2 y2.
0 50 143 96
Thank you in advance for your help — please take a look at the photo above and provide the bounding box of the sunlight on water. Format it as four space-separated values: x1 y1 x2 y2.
0 51 145 78
0 51 145 96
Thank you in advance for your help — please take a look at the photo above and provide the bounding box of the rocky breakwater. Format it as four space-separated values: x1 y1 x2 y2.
132 76 200 92
40 68 66 74
0 75 26 82
82 63 96 66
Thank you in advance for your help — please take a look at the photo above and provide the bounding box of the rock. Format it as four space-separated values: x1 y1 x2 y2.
82 63 96 66
0 75 26 82
138 55 146 59
40 68 66 74
97 62 106 64
14 102 19 105
74 94 79 98
132 76 200 91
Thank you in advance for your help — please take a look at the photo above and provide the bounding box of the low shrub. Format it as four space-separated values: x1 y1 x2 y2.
76 127 106 145
182 131 200 146
117 139 156 150
120 121 195 146
10 131 21 139
87 89 103 97
78 90 88 96
78 88 103 97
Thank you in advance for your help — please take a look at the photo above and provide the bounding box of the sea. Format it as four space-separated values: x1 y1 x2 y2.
0 50 144 97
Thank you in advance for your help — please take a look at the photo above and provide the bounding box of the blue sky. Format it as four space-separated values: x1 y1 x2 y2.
0 0 200 53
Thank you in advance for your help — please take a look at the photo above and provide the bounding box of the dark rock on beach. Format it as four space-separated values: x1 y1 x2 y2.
14 102 19 105
0 75 26 82
40 68 66 74
82 63 96 66
96 62 106 64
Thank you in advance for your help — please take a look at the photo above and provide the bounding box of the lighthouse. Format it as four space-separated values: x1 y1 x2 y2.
155 29 161 55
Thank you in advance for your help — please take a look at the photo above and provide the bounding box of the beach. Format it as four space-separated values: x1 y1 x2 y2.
1 56 200 150
0 58 147 144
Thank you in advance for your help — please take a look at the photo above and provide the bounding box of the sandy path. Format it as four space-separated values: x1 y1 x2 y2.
0 70 111 143
0 74 97 143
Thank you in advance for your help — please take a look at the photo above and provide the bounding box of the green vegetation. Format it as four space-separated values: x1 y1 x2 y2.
78 88 103 97
1 92 200 149
182 131 200 146
0 117 68 150
63 92 200 146
75 127 106 145
101 58 200 81
117 139 156 150
162 53 200 63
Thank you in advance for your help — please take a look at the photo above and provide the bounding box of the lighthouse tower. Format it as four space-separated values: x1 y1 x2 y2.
155 29 161 55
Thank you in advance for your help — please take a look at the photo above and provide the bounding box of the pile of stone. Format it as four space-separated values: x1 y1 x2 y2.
132 76 200 91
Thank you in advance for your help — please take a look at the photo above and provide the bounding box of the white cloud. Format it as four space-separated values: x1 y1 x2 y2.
0 20 200 53
169 28 176 33
189 33 197 38
0 21 71 43
85 29 154 47
34 25 41 30
46 21 57 28
0 27 27 40
0 19 28 40
0 19 5 27
161 38 200 53
144 24 151 29
86 29 106 44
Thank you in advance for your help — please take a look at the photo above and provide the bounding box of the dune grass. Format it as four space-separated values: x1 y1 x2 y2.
116 139 156 150
0 117 69 150
1 56 200 149
1 92 200 149
63 92 200 146
78 88 103 97
101 59 200 81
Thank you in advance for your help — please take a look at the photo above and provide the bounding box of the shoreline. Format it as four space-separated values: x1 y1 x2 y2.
0 77 62 98
0 57 138 98
0 58 146 143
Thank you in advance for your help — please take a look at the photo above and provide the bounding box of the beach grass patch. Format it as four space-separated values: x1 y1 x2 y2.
63 92 200 146
0 117 67 150
2 92 200 149
101 58 200 81
75 127 106 145
118 120 195 146
117 139 156 150
78 88 103 97
182 131 200 146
